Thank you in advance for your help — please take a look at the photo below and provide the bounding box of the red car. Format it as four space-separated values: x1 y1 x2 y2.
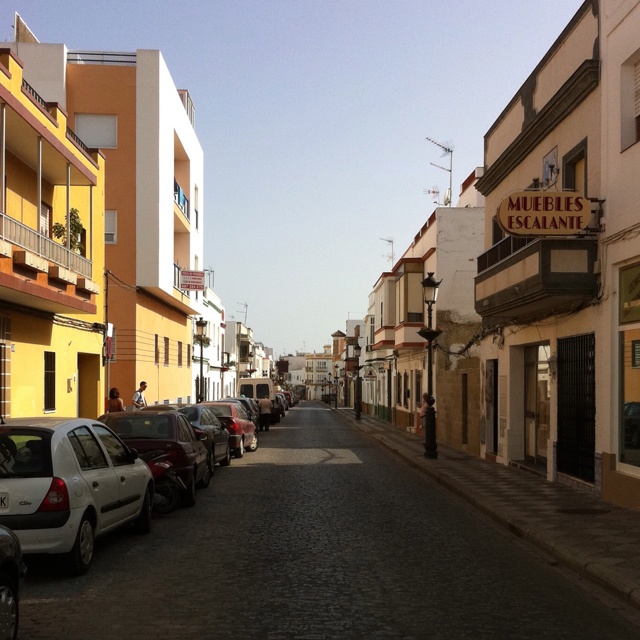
98 410 210 507
204 402 257 458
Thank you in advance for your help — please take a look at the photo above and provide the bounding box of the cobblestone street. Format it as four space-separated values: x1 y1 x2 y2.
18 404 640 639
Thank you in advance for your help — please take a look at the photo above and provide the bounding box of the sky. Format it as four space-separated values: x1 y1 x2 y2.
0 1 583 356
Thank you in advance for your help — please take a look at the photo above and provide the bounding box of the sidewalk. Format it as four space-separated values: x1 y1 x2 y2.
332 404 640 610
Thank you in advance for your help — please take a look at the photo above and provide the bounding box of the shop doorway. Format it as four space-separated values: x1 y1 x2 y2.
557 333 595 483
524 345 551 466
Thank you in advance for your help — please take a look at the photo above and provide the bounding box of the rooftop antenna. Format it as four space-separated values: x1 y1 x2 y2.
422 186 444 206
426 136 454 206
236 301 248 325
380 237 394 265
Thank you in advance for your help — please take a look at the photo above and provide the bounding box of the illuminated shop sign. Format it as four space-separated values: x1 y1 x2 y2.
496 191 590 236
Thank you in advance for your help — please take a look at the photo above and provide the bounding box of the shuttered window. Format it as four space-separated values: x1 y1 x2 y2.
105 210 116 244
636 61 640 142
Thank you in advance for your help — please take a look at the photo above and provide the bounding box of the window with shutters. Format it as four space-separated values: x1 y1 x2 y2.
40 202 51 237
635 60 640 142
621 54 640 150
562 139 587 197
105 210 117 244
44 351 55 411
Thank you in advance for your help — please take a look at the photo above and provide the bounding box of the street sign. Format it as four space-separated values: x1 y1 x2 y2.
179 270 205 291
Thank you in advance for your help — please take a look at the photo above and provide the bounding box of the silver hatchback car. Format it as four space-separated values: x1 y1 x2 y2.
0 417 153 575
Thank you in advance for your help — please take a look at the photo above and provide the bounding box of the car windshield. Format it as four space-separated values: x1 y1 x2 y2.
103 415 174 439
0 430 53 478
208 405 231 417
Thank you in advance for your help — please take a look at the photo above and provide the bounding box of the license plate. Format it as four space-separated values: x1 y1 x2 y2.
0 493 8 510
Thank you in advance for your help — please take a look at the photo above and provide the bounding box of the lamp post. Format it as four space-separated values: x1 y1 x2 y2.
354 342 362 421
417 272 442 459
195 317 208 403
334 363 339 409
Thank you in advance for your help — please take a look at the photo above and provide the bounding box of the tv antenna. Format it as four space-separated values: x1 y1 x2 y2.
236 301 248 325
380 237 394 265
426 136 453 206
422 186 444 206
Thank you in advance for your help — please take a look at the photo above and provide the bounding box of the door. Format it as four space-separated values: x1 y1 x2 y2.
557 333 595 483
524 345 551 464
92 424 147 521
68 427 121 530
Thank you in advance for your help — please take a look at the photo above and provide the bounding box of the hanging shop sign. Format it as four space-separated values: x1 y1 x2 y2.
496 191 590 236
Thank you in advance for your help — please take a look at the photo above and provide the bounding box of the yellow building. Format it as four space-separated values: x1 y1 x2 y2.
0 47 106 418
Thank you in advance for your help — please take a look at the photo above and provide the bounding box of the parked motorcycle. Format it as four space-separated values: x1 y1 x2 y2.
139 449 187 514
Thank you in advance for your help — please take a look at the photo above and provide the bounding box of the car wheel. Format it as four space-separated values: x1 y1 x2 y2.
182 474 196 508
64 514 94 576
133 485 153 534
220 447 231 467
234 438 245 459
154 481 181 515
0 571 18 640
197 455 212 489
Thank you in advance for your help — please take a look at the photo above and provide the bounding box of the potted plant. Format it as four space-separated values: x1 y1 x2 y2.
52 208 84 253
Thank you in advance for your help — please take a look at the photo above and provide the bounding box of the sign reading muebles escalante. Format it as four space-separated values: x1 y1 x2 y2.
496 191 590 236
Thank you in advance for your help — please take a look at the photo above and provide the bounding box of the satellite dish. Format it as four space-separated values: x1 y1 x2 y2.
443 188 452 206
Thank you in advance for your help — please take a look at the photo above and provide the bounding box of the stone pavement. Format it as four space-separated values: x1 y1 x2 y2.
331 404 640 611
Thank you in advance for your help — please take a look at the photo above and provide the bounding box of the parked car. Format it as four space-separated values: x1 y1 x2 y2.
0 417 153 575
226 397 260 429
282 391 294 408
0 525 26 640
99 410 210 507
275 393 287 418
175 404 231 468
204 402 257 458
624 402 640 448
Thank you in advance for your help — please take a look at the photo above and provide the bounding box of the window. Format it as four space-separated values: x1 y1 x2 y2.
105 210 117 244
74 114 117 148
40 202 51 237
178 341 183 367
187 344 191 367
69 427 108 470
164 337 169 366
562 139 587 196
155 334 159 365
44 351 55 411
93 425 131 466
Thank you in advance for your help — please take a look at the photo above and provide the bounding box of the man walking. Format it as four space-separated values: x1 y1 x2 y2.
132 381 148 409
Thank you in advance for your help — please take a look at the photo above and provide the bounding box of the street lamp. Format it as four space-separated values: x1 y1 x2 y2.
354 342 362 421
334 362 339 409
195 317 208 403
417 272 442 459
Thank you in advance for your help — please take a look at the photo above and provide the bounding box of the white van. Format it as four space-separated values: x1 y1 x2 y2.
237 377 280 423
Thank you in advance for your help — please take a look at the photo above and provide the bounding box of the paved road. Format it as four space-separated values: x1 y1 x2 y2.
19 403 640 639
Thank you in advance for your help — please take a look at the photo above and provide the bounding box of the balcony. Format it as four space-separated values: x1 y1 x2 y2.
475 236 598 324
394 322 425 350
0 212 97 313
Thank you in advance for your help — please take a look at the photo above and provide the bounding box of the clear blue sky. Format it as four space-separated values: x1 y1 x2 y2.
1 1 582 355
